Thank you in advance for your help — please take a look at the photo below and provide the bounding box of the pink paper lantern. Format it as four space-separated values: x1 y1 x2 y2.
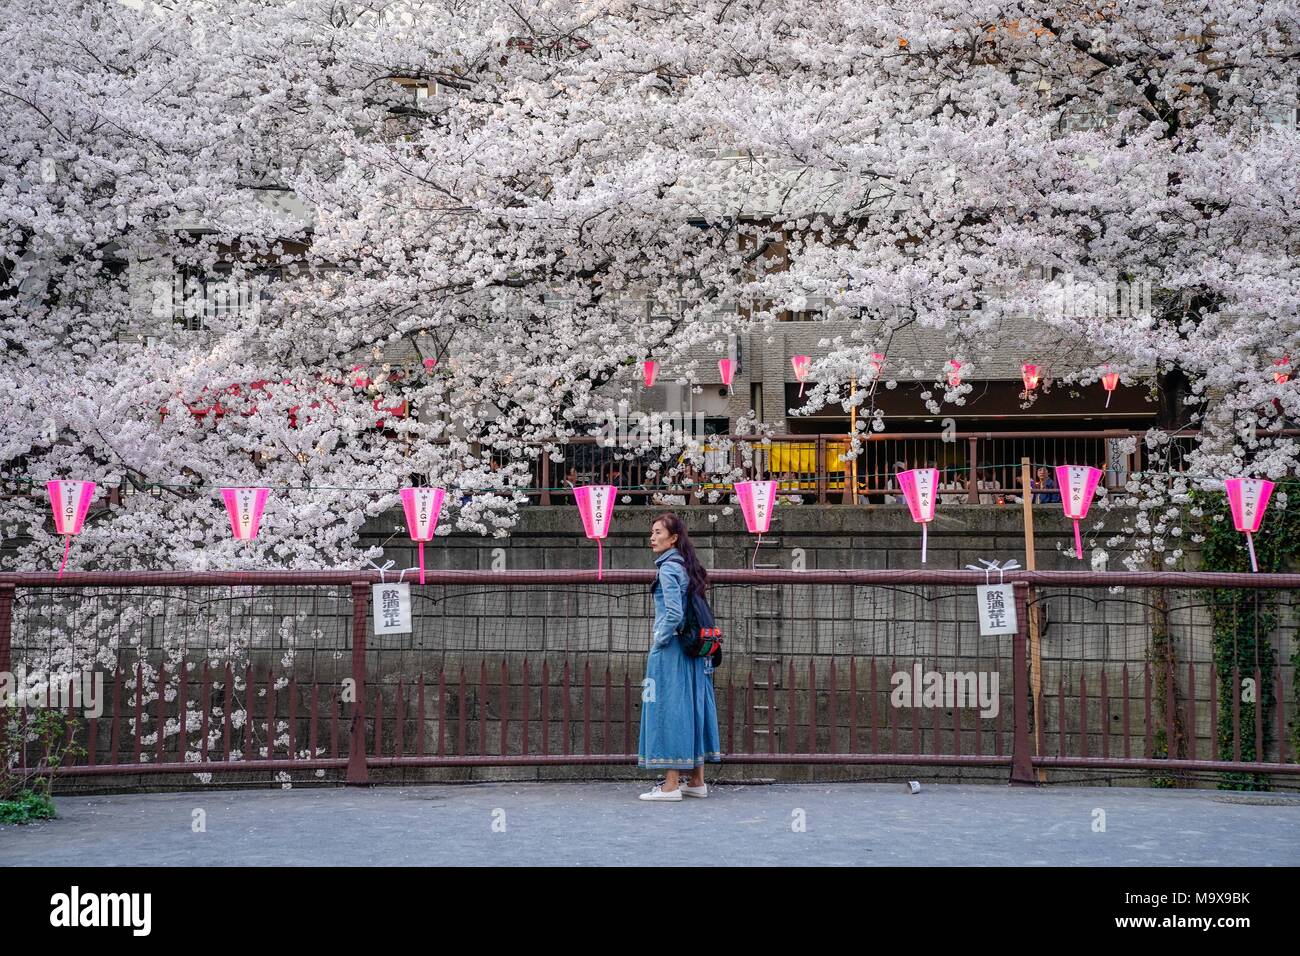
46 480 96 578
574 484 616 579
718 358 734 393
868 352 886 378
1101 368 1120 407
1274 357 1291 385
735 480 777 567
1021 363 1040 392
400 486 446 584
423 357 436 372
897 468 939 563
791 355 810 397
1055 465 1102 560
643 360 658 388
946 360 963 387
1224 477 1275 573
221 487 270 541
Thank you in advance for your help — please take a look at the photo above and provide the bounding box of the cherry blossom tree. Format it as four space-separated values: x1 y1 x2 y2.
2 0 1297 580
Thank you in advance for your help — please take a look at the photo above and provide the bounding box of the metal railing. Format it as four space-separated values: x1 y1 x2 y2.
2 569 1297 787
520 429 1238 505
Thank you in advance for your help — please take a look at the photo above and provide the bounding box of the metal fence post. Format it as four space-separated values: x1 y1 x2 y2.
347 580 370 785
1010 581 1036 785
816 436 827 504
966 436 980 504
0 583 13 680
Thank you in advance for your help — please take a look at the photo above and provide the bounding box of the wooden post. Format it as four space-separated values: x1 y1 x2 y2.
1020 456 1047 781
1010 582 1036 784
539 450 551 506
1021 457 1036 566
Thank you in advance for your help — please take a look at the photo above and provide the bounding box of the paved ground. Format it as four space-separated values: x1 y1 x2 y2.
2 781 1298 866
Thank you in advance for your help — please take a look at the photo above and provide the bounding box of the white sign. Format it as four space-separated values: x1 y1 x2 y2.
750 480 776 531
372 583 412 635
976 585 1017 636
1106 439 1128 488
233 488 259 537
409 488 440 539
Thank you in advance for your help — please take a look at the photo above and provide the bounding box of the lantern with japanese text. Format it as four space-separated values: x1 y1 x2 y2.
735 480 777 567
897 468 939 563
574 484 616 579
1224 477 1275 573
1054 465 1102 560
400 486 446 584
46 480 96 578
643 360 658 388
221 487 270 542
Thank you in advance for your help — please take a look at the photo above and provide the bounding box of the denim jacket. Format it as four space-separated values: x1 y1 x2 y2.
650 546 689 649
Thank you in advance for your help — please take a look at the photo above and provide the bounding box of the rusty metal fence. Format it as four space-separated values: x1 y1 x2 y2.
1 570 1297 787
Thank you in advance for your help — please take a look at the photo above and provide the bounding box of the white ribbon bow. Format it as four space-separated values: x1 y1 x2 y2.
963 558 1021 585
364 557 422 584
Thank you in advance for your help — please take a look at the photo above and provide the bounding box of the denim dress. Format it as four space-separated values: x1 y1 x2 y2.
637 546 724 770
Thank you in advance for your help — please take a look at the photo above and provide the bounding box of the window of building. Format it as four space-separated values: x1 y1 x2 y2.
172 265 279 331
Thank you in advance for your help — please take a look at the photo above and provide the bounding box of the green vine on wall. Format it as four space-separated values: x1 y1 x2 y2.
1195 489 1300 790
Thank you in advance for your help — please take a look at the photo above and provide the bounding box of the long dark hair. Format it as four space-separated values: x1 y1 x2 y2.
652 512 709 597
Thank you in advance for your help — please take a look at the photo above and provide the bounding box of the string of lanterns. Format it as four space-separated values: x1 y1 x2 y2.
32 342 1293 578
635 352 1300 404
41 474 1279 577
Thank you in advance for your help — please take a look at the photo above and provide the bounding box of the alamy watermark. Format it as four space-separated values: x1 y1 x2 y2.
890 664 999 719
0 667 105 718
591 405 712 450
1043 273 1152 320
50 886 151 936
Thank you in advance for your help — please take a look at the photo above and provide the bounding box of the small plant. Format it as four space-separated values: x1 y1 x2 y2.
0 790 56 824
0 707 85 824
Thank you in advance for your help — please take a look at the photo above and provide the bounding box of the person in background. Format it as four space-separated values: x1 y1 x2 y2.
1032 465 1061 504
883 460 908 504
940 467 965 503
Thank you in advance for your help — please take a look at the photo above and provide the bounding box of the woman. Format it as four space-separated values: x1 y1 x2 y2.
638 513 723 801
1032 465 1061 504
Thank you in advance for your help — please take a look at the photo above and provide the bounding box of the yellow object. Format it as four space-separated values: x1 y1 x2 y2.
766 441 850 473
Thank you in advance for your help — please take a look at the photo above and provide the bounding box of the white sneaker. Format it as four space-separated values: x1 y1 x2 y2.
680 782 708 798
639 784 683 802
